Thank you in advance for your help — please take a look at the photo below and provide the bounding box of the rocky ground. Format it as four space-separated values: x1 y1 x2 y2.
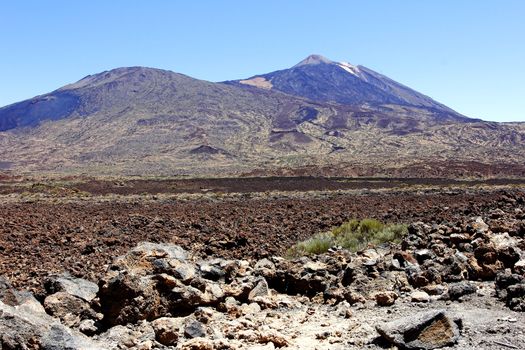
0 178 524 349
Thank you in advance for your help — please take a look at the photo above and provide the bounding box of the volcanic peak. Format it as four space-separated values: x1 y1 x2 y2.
293 54 334 67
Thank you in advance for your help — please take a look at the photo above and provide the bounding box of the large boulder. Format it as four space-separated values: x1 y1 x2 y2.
376 309 461 350
98 242 244 326
0 278 104 349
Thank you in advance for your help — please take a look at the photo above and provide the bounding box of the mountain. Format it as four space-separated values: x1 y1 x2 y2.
231 54 469 121
0 57 524 177
0 66 348 174
0 67 288 132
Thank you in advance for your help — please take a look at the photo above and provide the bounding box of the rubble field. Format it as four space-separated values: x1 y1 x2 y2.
0 177 524 349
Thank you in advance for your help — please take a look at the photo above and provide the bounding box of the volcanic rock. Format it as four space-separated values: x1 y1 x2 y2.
376 309 460 349
184 320 207 339
150 317 181 345
374 291 398 306
248 278 270 301
496 271 525 311
96 321 155 349
0 276 36 307
0 288 104 349
411 290 431 303
98 242 198 326
445 282 477 301
44 274 99 302
43 291 98 327
179 337 214 350
78 319 99 336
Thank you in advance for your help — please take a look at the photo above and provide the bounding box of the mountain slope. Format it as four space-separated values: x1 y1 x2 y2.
0 61 524 177
232 54 470 122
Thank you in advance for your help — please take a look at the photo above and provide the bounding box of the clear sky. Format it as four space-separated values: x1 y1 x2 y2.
1 0 524 122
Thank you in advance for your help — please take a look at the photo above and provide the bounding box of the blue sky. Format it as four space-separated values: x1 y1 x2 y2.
1 1 524 122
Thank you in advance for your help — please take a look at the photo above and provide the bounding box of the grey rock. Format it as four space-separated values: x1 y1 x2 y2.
254 258 275 270
98 273 163 326
44 274 99 302
496 270 525 311
98 243 200 326
97 321 155 349
472 216 489 232
422 284 446 296
199 263 225 281
240 302 262 315
220 296 241 314
171 261 196 282
507 283 525 311
446 282 477 300
78 319 99 336
1 298 105 349
450 233 471 244
303 260 329 273
390 258 401 270
98 241 231 326
363 249 381 264
184 320 206 338
248 278 269 301
454 251 468 263
153 258 197 282
377 309 460 349
405 265 430 288
132 242 188 261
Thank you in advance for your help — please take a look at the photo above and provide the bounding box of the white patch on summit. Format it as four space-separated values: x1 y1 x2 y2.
337 61 360 76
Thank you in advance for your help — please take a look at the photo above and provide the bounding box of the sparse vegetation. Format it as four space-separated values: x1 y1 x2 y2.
287 218 407 257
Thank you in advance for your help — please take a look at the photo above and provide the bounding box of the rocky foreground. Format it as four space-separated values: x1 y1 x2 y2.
3 186 524 295
1 203 525 350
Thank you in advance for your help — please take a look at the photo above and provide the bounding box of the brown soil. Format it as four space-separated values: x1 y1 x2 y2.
1 176 524 196
1 177 524 295
244 161 525 178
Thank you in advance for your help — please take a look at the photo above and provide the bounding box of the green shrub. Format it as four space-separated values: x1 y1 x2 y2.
287 218 407 257
359 218 384 235
287 233 333 257
332 219 359 237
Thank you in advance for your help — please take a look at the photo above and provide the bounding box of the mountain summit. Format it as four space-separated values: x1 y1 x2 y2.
235 54 463 120
293 54 334 67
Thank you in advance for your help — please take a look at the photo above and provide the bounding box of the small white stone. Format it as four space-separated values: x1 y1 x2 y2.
411 291 430 303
